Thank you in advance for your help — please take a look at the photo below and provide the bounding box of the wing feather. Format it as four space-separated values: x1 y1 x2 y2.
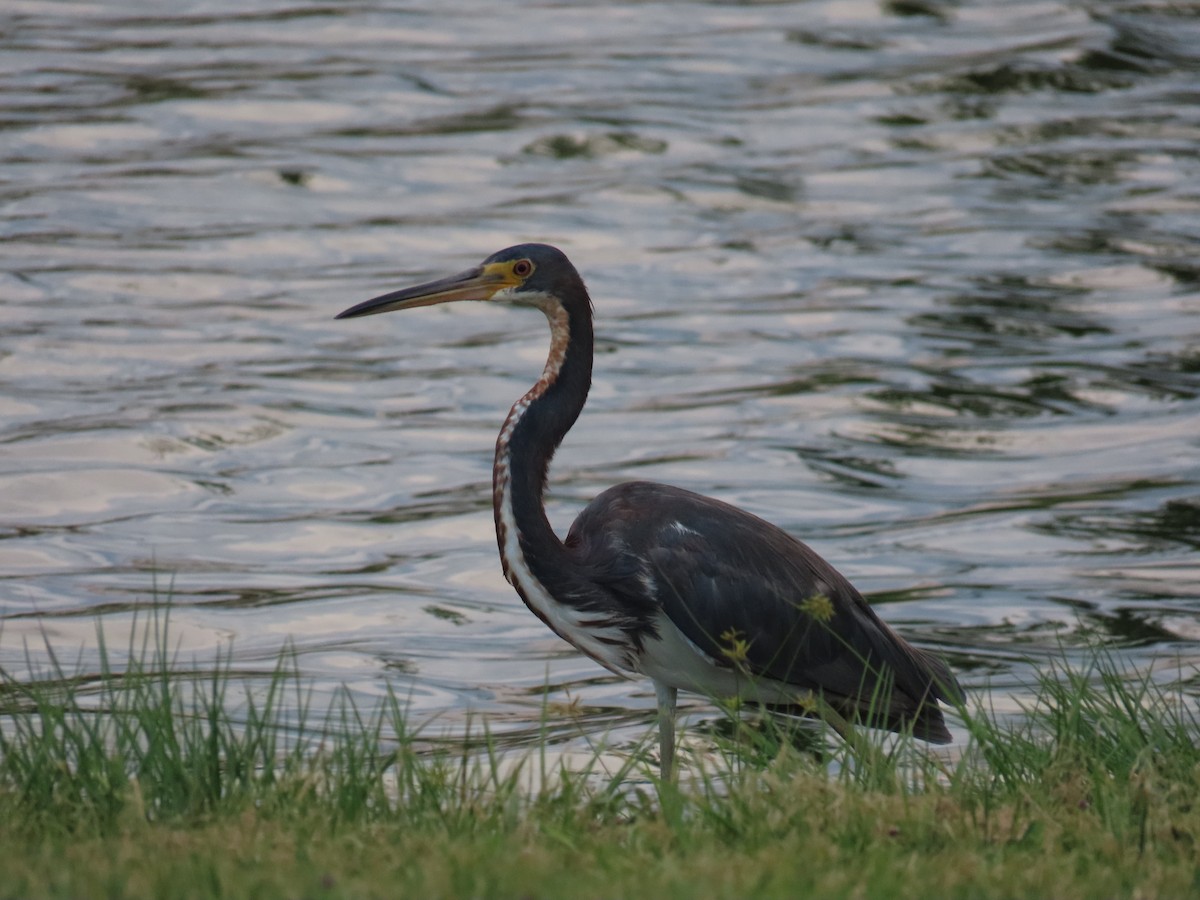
567 481 960 741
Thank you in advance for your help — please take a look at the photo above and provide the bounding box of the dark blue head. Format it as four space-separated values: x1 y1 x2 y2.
336 243 590 320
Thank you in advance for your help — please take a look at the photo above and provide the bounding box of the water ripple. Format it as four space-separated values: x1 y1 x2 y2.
2 0 1198 756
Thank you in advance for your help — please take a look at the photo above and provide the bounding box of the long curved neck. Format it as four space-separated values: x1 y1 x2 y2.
492 297 593 584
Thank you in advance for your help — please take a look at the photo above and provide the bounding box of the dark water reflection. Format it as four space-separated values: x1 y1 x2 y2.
2 0 1198 763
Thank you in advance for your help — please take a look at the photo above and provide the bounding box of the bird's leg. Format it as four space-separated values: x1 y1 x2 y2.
654 681 678 780
798 689 868 758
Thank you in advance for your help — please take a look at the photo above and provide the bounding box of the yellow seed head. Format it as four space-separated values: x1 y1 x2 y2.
799 592 835 623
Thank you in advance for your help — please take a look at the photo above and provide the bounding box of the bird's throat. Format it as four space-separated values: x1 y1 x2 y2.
491 296 593 583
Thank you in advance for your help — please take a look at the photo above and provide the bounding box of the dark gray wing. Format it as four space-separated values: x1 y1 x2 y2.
567 481 960 741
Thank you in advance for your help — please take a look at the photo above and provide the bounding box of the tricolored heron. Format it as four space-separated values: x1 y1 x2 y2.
337 243 962 778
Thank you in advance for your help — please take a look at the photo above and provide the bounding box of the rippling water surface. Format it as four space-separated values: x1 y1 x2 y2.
3 0 1199 760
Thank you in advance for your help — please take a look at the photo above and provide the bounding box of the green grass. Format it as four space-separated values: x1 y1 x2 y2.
1 608 1198 899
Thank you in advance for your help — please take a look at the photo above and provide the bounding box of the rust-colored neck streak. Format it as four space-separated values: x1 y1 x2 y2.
491 292 593 600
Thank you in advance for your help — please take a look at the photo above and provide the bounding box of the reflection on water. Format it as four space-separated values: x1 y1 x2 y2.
2 0 1198 761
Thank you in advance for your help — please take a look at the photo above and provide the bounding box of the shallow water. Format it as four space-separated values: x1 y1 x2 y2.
2 0 1199 762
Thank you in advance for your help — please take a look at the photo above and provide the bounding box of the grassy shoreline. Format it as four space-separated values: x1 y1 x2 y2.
2 611 1197 898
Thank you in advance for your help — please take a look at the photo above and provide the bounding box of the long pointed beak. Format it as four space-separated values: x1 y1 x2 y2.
335 264 514 319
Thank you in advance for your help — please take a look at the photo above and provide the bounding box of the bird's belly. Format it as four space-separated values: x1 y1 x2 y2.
635 613 805 705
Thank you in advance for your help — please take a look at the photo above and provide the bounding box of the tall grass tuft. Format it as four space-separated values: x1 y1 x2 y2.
1 604 302 831
0 604 540 836
955 648 1199 852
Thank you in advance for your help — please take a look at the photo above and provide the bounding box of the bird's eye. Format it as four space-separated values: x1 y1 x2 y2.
512 259 533 278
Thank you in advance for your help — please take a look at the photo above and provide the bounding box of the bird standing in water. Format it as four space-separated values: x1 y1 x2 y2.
337 244 961 778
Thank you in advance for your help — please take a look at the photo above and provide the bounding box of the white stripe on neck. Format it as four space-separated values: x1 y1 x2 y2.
492 293 631 674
